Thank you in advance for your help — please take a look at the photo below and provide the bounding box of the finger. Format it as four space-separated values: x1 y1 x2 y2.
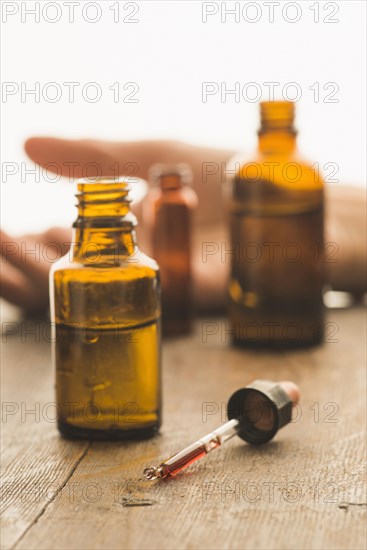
0 260 48 310
25 137 118 179
40 227 72 257
0 230 50 278
24 137 176 182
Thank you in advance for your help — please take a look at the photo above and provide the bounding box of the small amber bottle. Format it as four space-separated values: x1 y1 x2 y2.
229 101 324 347
144 164 198 336
50 178 161 439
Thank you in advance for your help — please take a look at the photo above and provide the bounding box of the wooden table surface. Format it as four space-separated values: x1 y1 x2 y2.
1 305 366 550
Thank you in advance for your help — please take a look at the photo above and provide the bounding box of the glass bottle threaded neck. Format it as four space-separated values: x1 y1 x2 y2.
74 177 137 228
259 101 296 135
72 177 137 263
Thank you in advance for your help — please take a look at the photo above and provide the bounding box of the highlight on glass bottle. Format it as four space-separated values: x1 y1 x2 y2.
50 177 161 440
228 101 325 348
143 164 198 337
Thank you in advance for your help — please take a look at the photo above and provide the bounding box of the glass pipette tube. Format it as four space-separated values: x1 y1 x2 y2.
144 418 240 480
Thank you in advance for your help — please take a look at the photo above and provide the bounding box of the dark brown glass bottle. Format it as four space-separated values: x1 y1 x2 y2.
228 101 324 348
144 164 197 336
50 178 161 439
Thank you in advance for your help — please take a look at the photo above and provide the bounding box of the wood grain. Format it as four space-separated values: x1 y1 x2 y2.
1 306 366 550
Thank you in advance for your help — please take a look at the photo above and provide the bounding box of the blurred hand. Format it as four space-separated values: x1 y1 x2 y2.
0 137 365 312
1 227 71 311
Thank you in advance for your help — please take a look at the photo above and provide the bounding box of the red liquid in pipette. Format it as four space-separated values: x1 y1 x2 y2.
144 422 237 480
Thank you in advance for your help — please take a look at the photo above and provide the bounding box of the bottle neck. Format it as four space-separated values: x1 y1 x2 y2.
72 226 137 264
71 180 138 264
258 130 297 154
258 101 297 154
159 174 183 191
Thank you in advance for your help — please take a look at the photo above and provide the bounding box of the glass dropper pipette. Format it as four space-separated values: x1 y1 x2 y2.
144 380 299 480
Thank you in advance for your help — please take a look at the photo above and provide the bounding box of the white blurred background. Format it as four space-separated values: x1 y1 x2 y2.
1 0 366 234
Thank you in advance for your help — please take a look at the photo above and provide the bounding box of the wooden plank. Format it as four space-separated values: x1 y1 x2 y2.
0 315 89 549
1 307 366 550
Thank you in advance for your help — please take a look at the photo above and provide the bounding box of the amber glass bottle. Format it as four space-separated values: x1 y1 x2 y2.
50 178 161 439
144 164 197 336
228 101 324 348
